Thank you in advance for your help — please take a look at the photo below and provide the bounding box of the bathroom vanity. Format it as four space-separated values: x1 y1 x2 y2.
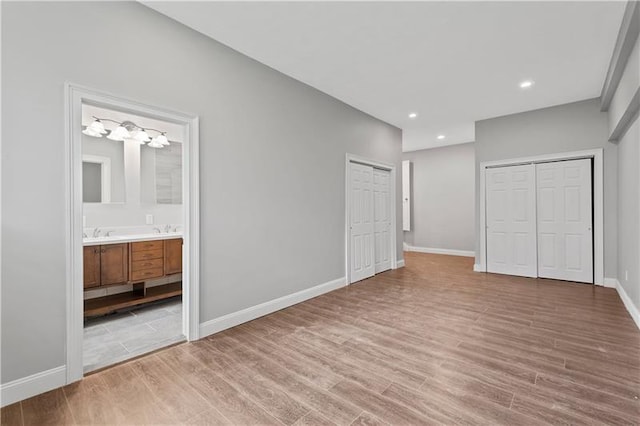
83 234 183 317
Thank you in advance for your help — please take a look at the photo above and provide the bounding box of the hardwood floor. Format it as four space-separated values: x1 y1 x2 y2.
3 252 639 425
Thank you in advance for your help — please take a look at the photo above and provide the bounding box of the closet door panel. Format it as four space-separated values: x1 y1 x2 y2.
536 159 592 283
350 163 375 283
486 164 537 278
373 168 392 274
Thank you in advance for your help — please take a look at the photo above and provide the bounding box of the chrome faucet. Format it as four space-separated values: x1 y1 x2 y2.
92 228 101 238
152 227 162 234
164 224 172 233
105 230 115 237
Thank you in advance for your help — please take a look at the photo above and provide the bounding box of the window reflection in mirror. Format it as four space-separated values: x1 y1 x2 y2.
140 142 182 205
82 134 125 203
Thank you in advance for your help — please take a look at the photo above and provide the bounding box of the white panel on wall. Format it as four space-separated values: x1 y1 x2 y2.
402 160 411 231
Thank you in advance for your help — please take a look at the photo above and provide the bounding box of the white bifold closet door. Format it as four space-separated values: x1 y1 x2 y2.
536 159 593 283
486 164 538 278
373 168 392 273
349 163 391 283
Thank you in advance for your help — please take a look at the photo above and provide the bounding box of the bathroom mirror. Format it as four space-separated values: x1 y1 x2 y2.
82 135 126 203
140 142 182 205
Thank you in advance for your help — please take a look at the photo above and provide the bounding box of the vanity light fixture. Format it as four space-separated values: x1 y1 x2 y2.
83 116 170 148
106 124 131 141
133 128 151 144
82 118 107 137
152 132 170 146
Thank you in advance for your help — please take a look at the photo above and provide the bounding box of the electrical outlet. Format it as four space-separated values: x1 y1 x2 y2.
146 214 153 225
625 270 629 281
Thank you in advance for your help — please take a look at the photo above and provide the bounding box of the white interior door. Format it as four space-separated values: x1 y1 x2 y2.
536 159 593 283
486 164 537 278
350 163 375 282
373 168 392 273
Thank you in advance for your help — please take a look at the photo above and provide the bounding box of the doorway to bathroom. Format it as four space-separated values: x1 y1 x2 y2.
65 84 200 382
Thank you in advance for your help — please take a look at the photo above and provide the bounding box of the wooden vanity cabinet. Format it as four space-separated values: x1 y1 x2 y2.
83 243 129 289
164 238 183 275
83 238 183 317
83 246 101 289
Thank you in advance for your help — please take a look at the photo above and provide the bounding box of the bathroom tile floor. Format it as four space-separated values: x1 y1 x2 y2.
83 297 184 373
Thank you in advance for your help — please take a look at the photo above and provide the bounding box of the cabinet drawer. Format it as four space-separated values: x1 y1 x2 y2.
131 249 163 261
130 267 164 282
131 258 163 272
131 240 164 252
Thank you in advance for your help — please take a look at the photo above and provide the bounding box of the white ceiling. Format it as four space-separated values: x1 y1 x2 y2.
144 1 625 151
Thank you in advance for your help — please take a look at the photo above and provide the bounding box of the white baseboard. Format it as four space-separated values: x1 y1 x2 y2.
473 264 486 272
199 277 346 338
405 245 475 258
603 277 618 288
1 365 66 408
610 278 640 330
395 259 405 268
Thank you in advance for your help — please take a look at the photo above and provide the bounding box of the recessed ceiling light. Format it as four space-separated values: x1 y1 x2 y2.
408 112 418 119
519 80 534 89
437 135 445 140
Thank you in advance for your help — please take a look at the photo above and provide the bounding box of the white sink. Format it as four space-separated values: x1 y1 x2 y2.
83 232 183 246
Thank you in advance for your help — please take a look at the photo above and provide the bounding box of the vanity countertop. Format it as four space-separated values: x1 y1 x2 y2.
83 232 183 246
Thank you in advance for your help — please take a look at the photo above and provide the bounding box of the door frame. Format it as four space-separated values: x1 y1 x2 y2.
345 154 398 284
478 148 604 285
64 83 200 383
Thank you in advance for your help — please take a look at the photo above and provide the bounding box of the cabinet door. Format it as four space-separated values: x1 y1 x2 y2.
164 238 183 275
83 246 101 288
100 244 129 286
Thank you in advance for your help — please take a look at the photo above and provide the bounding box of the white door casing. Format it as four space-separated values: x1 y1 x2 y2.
349 162 375 282
486 164 538 278
536 159 593 283
373 168 392 273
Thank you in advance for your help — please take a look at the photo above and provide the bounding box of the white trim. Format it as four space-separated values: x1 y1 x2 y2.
478 149 604 285
395 259 405 268
405 245 475 257
1 366 66 408
199 277 346 338
81 154 112 203
610 278 640 330
345 154 398 284
65 83 200 385
603 277 618 288
473 264 485 272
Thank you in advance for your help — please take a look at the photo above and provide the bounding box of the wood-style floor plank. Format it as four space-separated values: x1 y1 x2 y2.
0 403 22 426
10 252 640 425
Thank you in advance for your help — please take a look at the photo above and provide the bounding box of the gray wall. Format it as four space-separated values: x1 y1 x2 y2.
611 34 639 314
616 119 639 310
1 1 402 384
474 98 617 277
403 142 475 252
